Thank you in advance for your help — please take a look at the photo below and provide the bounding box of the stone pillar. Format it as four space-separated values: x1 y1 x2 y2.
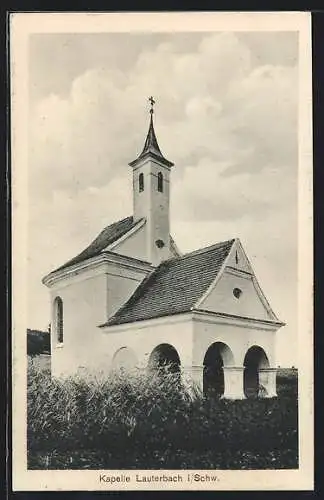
181 365 204 397
222 367 245 400
259 368 277 398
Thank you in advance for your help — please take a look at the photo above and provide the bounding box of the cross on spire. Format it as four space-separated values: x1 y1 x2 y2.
128 97 174 168
149 96 155 114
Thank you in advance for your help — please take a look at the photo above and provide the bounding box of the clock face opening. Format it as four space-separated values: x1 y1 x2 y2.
155 239 165 248
233 287 243 299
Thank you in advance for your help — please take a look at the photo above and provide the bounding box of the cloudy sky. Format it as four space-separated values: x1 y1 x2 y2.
28 31 298 366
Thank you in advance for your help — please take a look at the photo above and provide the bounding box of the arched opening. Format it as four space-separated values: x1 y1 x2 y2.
243 345 270 398
148 343 181 377
157 172 163 192
139 172 144 192
111 347 138 373
203 342 234 398
54 296 63 344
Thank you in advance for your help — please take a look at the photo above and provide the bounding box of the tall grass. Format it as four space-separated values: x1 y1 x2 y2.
27 363 298 469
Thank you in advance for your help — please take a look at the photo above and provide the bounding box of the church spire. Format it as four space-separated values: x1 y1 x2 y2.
129 97 174 168
129 98 174 265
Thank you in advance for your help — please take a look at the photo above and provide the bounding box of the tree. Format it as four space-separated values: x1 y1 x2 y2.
27 329 51 357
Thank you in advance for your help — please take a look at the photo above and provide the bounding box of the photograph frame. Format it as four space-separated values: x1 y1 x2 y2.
7 9 311 491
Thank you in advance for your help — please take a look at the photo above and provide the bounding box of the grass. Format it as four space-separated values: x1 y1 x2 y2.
27 361 298 470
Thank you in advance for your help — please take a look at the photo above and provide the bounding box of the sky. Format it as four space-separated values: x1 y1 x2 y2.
27 31 298 366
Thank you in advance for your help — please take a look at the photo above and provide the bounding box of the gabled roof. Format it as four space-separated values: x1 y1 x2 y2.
128 113 174 169
53 216 142 272
48 216 181 275
101 239 235 327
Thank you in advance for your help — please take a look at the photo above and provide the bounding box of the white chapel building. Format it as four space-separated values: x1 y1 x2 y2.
42 102 285 399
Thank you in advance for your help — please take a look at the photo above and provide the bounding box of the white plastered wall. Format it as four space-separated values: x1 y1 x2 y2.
96 314 194 374
132 159 172 265
192 315 277 368
200 269 274 321
110 223 148 262
47 258 151 377
49 267 107 377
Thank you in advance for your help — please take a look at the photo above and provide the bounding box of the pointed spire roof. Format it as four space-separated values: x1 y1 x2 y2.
129 99 174 168
141 113 164 158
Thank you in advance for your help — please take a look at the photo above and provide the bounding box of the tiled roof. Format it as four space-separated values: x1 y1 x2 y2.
54 216 142 272
129 114 174 168
102 239 235 327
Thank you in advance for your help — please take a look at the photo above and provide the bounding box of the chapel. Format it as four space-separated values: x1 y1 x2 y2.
42 99 284 399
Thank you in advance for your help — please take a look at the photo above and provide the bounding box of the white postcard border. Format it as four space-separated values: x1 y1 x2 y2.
10 11 313 492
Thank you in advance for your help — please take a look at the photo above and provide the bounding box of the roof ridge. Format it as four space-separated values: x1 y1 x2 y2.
177 238 235 261
50 215 138 274
99 214 133 232
101 237 236 328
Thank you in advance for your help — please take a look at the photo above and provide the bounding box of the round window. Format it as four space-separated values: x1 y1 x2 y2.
233 287 242 299
155 239 165 248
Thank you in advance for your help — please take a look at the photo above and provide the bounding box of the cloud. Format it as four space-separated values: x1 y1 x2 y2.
172 158 297 222
27 32 298 365
237 31 299 67
29 32 297 196
27 177 133 328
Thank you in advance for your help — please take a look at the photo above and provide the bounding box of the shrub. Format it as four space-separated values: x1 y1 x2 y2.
27 364 298 469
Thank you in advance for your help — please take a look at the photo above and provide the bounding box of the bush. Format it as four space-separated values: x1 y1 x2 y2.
27 365 298 469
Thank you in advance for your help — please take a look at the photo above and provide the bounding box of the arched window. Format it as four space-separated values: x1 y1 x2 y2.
157 172 163 192
139 173 144 192
54 296 64 344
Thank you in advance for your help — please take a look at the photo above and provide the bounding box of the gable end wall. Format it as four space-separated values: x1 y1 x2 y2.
199 268 273 322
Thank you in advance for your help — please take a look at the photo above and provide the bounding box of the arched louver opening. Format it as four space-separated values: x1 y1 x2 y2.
54 296 64 344
139 172 144 192
157 171 163 192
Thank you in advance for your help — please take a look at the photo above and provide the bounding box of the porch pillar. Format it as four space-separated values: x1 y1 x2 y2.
259 368 277 398
222 367 245 400
181 365 204 397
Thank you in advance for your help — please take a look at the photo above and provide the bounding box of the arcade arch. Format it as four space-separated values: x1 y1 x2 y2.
243 345 270 398
111 346 138 372
148 343 181 376
203 342 235 398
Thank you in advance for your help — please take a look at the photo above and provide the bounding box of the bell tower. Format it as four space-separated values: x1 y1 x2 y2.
129 98 174 266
